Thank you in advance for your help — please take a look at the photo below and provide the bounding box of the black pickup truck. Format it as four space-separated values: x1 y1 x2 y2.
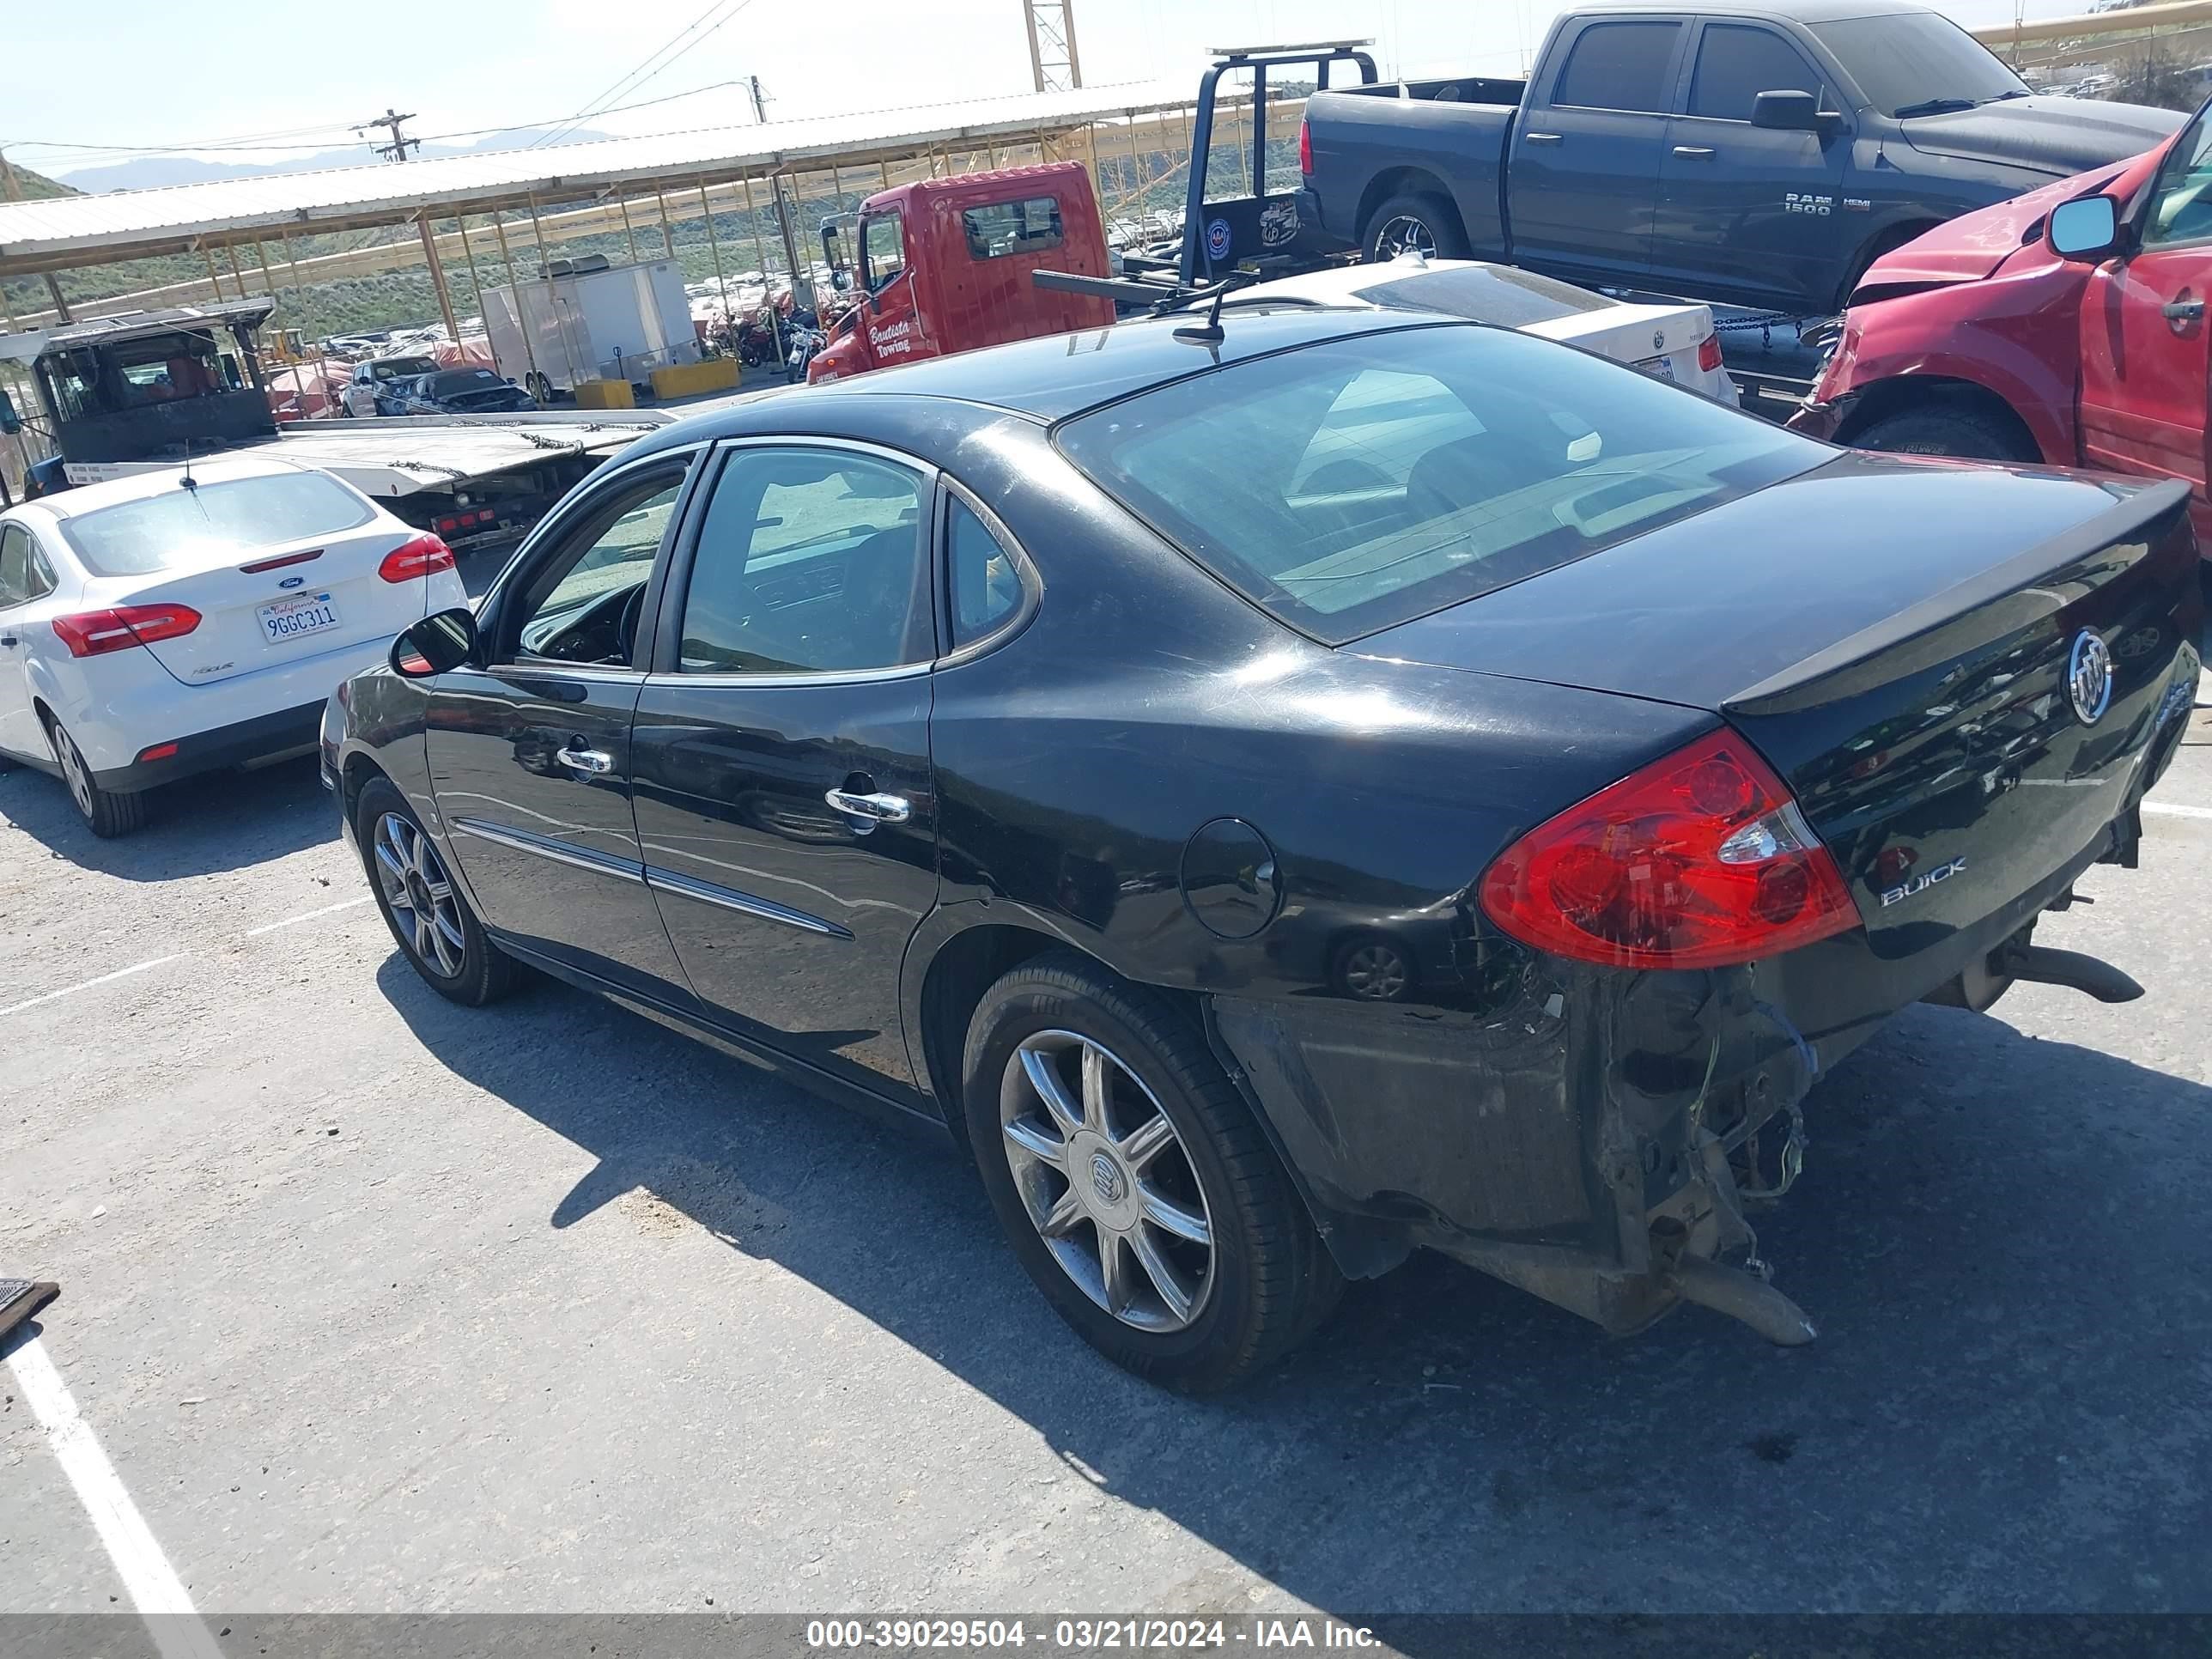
1296 0 2183 315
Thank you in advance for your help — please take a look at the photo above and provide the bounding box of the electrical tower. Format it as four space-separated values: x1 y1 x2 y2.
357 109 421 162
1023 0 1082 92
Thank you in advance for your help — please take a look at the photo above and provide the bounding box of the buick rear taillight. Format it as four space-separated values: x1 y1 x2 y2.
52 604 202 659
1298 117 1312 178
1479 729 1859 969
378 533 455 582
1698 333 1723 374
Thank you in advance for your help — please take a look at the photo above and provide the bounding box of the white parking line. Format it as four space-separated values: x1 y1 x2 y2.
242 894 374 936
7 1335 225 1659
2144 801 2212 820
0 956 187 1019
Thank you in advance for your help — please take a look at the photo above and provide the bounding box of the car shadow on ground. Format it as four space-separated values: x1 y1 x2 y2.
380 955 2212 1618
0 754 333 879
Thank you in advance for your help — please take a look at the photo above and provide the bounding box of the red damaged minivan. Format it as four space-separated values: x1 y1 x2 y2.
1793 96 2212 559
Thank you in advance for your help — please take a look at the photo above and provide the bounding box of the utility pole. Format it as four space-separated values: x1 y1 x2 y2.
749 77 809 305
0 149 71 321
357 109 421 162
1023 0 1083 92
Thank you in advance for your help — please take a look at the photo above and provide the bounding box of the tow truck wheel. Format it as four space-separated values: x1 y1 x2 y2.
1362 192 1470 264
1852 406 2038 465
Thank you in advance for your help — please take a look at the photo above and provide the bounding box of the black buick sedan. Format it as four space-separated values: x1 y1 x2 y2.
325 304 2203 1390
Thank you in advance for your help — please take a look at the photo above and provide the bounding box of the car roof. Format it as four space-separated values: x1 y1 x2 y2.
26 453 318 519
1569 0 1926 20
675 305 1465 434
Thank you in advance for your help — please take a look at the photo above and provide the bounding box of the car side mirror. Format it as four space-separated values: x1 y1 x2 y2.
392 606 479 678
0 386 18 437
1751 90 1824 131
2049 195 2122 261
831 270 851 293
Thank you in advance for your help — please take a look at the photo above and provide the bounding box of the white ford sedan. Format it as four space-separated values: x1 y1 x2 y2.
1238 252 1739 404
0 454 464 836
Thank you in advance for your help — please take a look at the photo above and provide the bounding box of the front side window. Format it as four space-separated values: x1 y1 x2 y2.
1688 25 1824 122
861 211 906 293
509 470 688 666
1057 324 1823 646
1551 21 1682 113
962 197 1065 260
2144 111 2212 249
678 447 929 675
61 471 374 578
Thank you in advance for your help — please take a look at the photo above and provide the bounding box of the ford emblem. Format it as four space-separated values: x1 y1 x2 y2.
2067 629 2113 726
278 574 307 589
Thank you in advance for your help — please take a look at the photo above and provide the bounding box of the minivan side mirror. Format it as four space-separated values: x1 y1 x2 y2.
2049 195 2122 261
1751 89 1825 131
392 606 479 678
0 386 19 437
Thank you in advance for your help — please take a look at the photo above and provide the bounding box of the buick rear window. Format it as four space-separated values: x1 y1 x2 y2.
1055 325 1822 644
63 472 374 577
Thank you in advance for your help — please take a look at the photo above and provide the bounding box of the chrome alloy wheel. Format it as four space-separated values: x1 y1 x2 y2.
999 1030 1217 1333
1372 214 1437 258
374 812 466 978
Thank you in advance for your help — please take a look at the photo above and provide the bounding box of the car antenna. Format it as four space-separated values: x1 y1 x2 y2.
1173 276 1244 344
179 438 197 492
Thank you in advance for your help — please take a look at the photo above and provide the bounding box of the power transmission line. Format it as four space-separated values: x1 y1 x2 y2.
529 0 760 149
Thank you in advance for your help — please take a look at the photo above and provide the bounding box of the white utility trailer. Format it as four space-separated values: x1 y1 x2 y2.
483 255 702 399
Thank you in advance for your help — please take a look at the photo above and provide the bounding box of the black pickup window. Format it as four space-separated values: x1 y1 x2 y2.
1688 25 1822 122
1551 21 1681 113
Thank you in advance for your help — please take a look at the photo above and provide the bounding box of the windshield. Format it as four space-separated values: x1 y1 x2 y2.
62 472 374 578
432 369 502 394
372 356 440 381
1811 13 2028 116
1352 264 1615 326
1055 325 1822 645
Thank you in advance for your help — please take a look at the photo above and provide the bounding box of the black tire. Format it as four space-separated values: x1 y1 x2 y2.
962 951 1342 1392
1850 405 2039 465
46 716 146 837
1362 191 1470 264
356 775 520 1006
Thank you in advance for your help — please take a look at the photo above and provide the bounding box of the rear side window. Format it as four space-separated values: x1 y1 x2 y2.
1056 325 1821 646
678 447 931 674
946 497 1024 645
0 525 31 607
60 472 374 577
963 197 1065 260
1689 25 1822 121
1551 21 1682 113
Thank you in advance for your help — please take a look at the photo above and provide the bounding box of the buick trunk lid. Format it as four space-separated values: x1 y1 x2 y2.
1358 455 2203 950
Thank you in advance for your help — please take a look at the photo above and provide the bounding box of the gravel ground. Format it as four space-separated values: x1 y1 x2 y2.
0 657 2206 1626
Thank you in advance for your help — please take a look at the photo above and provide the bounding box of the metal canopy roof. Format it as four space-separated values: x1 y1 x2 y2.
0 80 1186 276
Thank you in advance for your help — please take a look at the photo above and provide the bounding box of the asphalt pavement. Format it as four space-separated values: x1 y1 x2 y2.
0 639 2207 1630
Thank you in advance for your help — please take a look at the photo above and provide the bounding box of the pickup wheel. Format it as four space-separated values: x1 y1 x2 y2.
1851 406 2039 465
1363 192 1470 263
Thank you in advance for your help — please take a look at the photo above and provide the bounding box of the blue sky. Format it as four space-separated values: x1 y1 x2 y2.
5 0 2055 177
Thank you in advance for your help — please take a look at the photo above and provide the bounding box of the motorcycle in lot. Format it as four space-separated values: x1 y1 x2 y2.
783 319 828 383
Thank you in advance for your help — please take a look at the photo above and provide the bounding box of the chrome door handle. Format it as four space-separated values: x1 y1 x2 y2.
823 787 912 831
2162 297 2204 326
1523 131 1563 144
1672 145 1716 157
556 743 614 775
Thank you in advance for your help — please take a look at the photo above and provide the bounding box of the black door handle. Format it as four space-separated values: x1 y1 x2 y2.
0 635 16 647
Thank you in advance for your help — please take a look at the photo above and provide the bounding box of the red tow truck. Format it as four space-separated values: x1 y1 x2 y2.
806 162 1116 384
1793 97 2212 556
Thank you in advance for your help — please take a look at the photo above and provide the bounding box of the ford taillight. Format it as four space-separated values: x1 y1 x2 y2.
1479 729 1859 969
379 533 455 582
52 604 202 658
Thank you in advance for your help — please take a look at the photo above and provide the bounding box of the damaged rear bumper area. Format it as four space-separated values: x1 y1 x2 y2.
1203 820 2156 1349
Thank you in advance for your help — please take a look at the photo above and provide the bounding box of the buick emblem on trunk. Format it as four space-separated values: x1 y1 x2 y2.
2068 630 2114 726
